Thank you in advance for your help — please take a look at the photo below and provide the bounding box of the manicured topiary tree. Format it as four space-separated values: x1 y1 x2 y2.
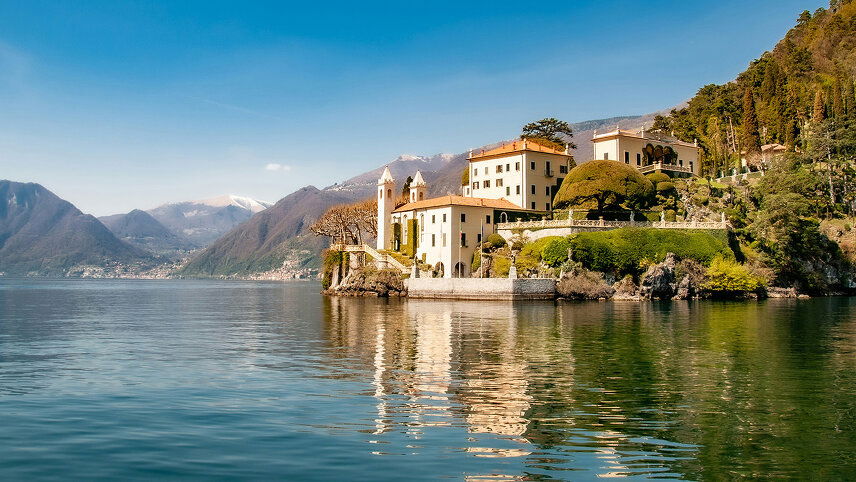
554 160 654 215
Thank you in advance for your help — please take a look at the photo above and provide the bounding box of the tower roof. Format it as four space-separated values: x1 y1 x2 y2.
411 170 426 186
378 166 395 184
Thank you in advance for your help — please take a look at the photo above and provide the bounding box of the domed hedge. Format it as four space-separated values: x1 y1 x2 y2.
554 160 654 214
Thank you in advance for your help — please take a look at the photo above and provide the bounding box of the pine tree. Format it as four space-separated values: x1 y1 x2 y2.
813 90 826 121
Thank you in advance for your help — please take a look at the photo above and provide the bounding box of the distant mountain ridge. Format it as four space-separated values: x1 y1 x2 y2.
0 180 151 276
179 186 351 276
99 209 193 254
142 194 272 247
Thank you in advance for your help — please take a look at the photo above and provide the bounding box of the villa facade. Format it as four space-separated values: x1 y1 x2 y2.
591 128 700 177
377 138 565 278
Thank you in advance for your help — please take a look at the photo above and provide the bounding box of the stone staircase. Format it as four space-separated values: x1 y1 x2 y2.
331 243 409 274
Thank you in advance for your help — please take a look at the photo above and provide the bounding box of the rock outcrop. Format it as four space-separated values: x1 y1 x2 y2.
325 267 406 297
639 253 678 300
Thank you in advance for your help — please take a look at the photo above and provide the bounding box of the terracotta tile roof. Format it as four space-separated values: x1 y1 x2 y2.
393 195 522 213
469 138 571 160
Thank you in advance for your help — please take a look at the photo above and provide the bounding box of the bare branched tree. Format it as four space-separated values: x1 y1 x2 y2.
310 198 378 245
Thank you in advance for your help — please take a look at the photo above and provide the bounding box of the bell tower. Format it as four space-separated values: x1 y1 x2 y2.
376 167 395 250
409 170 427 203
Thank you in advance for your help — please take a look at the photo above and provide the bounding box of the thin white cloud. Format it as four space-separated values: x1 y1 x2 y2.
265 163 291 172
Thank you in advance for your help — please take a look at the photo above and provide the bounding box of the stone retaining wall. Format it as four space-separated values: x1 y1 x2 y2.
405 278 556 300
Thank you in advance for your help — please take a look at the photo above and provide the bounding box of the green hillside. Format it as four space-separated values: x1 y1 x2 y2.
656 1 856 176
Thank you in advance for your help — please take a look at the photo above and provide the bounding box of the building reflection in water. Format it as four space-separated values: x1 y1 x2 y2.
321 297 807 478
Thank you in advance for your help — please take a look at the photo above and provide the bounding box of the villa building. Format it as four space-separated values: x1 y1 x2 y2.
591 128 700 177
377 138 568 277
463 138 574 211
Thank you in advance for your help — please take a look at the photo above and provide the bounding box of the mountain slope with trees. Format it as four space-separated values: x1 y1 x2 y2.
657 1 856 177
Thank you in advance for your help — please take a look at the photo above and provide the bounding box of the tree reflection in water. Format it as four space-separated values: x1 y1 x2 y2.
321 296 856 479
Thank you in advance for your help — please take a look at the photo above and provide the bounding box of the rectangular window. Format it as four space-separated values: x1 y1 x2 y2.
515 162 520 171
516 185 521 194
545 186 550 196
442 233 447 247
556 177 563 186
506 163 510 171
484 167 488 175
624 151 630 163
431 234 435 247
496 178 503 187
483 180 490 188
603 152 609 160
636 153 641 165
506 186 510 196
559 165 568 174
531 185 536 195
442 213 447 223
473 168 477 177
496 165 503 173
477 233 482 243
460 213 466 223
432 215 435 224
531 202 536 209
472 182 479 190
679 159 684 166
530 161 536 170
460 232 467 247
546 203 551 211
486 215 491 224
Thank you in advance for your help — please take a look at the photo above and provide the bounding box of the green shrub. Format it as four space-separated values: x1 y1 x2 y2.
646 172 670 184
485 233 507 250
493 255 511 277
702 256 764 294
541 237 573 267
657 181 676 192
568 228 732 277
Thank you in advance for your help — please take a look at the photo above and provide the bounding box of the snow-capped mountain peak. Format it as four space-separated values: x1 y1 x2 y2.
193 194 272 213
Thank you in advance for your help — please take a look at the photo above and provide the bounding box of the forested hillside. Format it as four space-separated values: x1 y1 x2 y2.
656 1 856 177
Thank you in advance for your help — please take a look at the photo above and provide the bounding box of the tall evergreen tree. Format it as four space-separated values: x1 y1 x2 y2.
833 78 845 118
813 90 826 121
742 89 762 155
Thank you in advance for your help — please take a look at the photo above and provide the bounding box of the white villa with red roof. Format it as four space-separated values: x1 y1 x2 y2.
377 138 573 277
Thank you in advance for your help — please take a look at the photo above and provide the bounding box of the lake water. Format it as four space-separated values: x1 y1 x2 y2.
1 279 854 480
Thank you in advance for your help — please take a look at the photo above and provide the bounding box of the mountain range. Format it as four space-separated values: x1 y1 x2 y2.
97 194 272 254
0 180 151 276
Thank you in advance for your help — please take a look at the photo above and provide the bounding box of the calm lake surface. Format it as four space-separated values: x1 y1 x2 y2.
1 279 854 480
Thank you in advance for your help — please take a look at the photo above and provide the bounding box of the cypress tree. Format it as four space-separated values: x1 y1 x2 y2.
845 78 855 117
813 90 826 121
833 78 845 119
742 89 762 154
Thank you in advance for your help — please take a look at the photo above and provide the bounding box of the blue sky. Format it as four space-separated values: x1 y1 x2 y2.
0 0 822 215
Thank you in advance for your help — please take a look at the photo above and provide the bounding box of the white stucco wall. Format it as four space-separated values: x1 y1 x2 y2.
468 151 570 210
